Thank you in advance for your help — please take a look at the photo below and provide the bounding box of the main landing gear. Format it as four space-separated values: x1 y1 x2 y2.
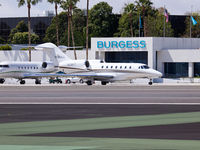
20 80 25 85
35 79 41 85
101 81 108 85
0 78 5 84
86 80 93 86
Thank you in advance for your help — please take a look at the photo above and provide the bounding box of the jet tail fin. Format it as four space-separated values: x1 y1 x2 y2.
35 43 71 65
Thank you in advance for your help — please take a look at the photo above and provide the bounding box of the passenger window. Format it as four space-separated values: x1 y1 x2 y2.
129 66 131 69
111 66 113 69
24 67 26 69
27 67 29 69
125 66 127 69
106 66 108 69
115 66 117 69
120 66 122 69
102 66 104 69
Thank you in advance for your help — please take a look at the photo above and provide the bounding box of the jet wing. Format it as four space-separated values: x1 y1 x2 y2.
23 73 114 80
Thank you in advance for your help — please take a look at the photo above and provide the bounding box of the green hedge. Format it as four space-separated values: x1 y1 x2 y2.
0 44 12 50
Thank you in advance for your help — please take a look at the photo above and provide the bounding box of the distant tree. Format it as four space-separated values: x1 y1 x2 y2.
135 0 156 36
88 2 117 38
17 0 42 61
184 14 200 38
12 32 39 44
44 10 85 46
146 12 174 37
61 0 80 59
115 3 138 37
9 20 28 42
47 0 61 46
124 3 136 37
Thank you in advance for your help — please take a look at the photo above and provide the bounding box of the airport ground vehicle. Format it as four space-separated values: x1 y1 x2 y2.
49 77 62 84
65 77 84 84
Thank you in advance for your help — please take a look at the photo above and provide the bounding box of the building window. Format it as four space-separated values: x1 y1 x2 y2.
164 62 188 78
105 52 148 64
194 63 200 77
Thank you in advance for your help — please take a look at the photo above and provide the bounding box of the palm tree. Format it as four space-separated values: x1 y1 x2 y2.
17 0 42 61
135 0 153 37
124 3 136 37
61 0 79 60
48 0 61 46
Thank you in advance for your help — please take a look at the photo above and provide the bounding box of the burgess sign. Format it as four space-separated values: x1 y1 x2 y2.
97 40 146 49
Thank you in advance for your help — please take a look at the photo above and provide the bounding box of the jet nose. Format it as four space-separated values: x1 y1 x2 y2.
155 71 162 78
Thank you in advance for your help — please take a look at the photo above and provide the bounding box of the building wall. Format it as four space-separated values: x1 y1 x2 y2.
0 50 50 62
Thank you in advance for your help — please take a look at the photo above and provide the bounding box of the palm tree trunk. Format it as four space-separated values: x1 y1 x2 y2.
55 3 59 46
130 13 133 37
70 17 77 60
28 3 31 61
86 0 89 60
67 8 70 48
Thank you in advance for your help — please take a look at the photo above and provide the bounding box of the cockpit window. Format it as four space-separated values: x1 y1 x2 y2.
139 65 149 69
0 65 9 68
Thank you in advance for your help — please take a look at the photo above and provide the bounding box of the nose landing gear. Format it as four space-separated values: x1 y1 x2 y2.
148 79 153 85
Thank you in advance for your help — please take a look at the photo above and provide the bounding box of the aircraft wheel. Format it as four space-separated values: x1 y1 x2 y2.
0 78 5 84
148 81 153 85
35 80 41 84
101 81 108 85
79 79 84 84
20 80 25 85
86 80 93 86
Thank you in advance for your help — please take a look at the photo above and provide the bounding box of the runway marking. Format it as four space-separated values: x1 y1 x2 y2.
1 103 200 105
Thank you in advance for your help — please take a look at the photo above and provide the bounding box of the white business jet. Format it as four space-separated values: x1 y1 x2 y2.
0 61 56 84
36 43 162 85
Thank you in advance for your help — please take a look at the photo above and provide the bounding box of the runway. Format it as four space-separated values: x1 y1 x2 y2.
1 85 200 150
0 85 200 104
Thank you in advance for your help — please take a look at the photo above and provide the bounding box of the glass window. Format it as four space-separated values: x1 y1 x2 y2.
194 63 200 77
101 66 104 69
115 66 117 69
111 66 113 69
120 66 122 69
129 66 132 69
125 66 127 69
105 52 148 64
106 66 108 69
164 63 188 78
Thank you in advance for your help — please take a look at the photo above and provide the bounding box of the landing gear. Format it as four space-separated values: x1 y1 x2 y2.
101 81 108 85
86 80 93 86
0 78 5 84
35 79 41 85
148 79 153 85
20 80 25 85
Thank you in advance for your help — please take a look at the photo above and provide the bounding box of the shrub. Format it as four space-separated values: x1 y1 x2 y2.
0 44 12 50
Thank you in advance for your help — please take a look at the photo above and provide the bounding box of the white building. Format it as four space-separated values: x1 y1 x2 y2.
91 37 200 78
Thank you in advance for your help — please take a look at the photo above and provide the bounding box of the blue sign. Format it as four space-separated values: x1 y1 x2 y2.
97 40 146 49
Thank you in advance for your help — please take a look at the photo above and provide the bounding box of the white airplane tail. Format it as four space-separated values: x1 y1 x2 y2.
35 43 71 65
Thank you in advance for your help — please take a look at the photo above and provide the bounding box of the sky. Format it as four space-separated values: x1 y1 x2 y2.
0 0 200 17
